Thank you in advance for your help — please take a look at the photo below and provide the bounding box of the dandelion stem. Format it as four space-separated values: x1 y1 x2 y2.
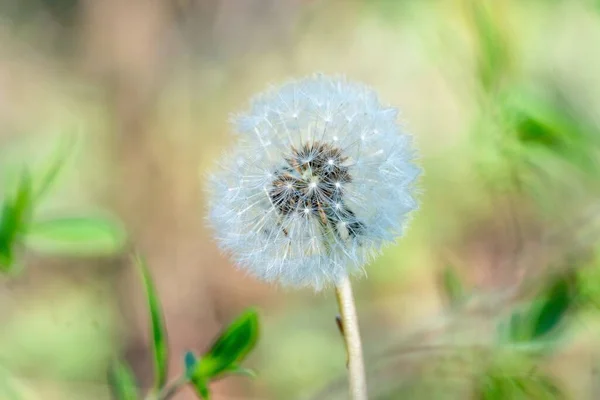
335 276 368 400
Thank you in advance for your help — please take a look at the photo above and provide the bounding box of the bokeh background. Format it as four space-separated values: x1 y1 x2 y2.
2 0 600 398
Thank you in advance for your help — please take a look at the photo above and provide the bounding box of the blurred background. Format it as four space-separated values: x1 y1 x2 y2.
2 0 600 398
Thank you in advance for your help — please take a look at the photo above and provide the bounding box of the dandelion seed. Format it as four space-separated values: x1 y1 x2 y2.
208 74 420 290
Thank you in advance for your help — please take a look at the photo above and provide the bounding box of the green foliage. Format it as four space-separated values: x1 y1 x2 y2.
189 376 210 400
188 309 259 399
577 261 600 309
194 308 259 378
499 274 576 345
506 87 600 174
109 258 259 400
0 139 126 273
477 369 561 399
466 0 513 92
33 135 74 201
476 352 562 400
532 275 574 339
108 360 139 400
440 266 467 307
24 216 126 256
135 255 169 391
0 172 33 272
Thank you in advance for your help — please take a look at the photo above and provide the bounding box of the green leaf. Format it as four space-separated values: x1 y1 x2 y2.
500 274 575 344
478 369 561 400
189 375 210 400
34 135 75 201
577 262 600 309
503 308 531 343
532 275 574 339
107 360 139 400
0 171 33 272
440 266 466 307
219 364 257 379
193 308 259 379
506 87 600 174
24 216 126 257
467 0 513 91
185 311 258 400
135 255 168 390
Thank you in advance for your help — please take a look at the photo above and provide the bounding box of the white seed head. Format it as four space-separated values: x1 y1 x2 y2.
208 74 420 290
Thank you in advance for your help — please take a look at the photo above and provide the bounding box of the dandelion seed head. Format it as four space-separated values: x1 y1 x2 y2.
208 74 420 290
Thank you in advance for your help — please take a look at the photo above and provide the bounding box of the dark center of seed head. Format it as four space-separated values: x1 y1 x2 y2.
268 141 365 238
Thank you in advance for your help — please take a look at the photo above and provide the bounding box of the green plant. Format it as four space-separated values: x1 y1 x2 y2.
108 255 259 400
0 141 261 400
0 140 126 273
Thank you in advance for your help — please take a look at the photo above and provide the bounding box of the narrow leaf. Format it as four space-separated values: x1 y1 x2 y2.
478 370 561 399
34 135 75 200
193 308 259 379
219 364 257 379
135 255 168 390
108 360 139 400
441 266 466 307
532 274 574 339
507 86 600 174
24 216 126 257
189 375 210 400
506 309 530 343
0 171 33 272
467 0 513 91
501 274 575 344
0 202 17 272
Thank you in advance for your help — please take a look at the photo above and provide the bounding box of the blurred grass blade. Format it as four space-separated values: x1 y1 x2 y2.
0 171 33 272
466 0 513 91
135 255 169 390
34 135 76 201
532 274 575 339
24 216 126 256
477 367 562 399
193 308 259 379
508 87 599 174
503 308 530 343
108 360 139 400
441 266 466 307
501 273 575 344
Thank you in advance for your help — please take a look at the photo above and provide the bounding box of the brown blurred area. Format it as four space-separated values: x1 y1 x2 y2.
2 0 600 399
0 1 312 398
79 1 307 398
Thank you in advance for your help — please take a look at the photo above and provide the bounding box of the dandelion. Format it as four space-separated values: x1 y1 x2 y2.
207 74 420 400
208 74 420 290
